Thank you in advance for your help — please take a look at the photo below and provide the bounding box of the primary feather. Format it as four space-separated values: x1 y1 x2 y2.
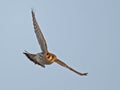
32 10 48 54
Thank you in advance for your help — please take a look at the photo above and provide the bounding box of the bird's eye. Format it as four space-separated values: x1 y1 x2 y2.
46 53 49 55
46 53 50 58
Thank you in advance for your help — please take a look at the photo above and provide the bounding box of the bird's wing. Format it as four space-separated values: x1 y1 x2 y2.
55 59 88 76
31 10 48 54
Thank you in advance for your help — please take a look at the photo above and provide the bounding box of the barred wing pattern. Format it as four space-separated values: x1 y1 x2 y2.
32 10 48 54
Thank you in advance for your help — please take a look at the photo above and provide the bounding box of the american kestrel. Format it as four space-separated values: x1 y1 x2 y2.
23 10 88 76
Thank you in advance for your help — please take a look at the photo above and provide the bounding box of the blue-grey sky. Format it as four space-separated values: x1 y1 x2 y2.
0 0 120 90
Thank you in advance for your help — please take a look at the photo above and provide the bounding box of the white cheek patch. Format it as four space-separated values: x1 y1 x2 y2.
48 56 53 60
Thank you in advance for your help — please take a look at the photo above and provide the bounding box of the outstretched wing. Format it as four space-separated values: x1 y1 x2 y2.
31 10 48 54
55 59 88 76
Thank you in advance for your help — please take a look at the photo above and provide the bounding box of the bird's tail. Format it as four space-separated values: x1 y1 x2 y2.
23 50 45 68
23 51 36 61
55 59 88 76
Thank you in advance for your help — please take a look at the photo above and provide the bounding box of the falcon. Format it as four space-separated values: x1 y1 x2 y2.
23 10 88 76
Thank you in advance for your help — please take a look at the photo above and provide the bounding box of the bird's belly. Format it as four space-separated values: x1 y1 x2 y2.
35 54 53 65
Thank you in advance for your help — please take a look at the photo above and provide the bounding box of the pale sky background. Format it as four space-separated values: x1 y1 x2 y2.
0 0 120 90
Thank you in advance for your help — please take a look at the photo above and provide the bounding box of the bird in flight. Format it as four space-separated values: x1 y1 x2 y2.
23 10 88 76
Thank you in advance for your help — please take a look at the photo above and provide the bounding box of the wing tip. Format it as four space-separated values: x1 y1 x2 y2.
81 72 88 76
31 9 35 16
